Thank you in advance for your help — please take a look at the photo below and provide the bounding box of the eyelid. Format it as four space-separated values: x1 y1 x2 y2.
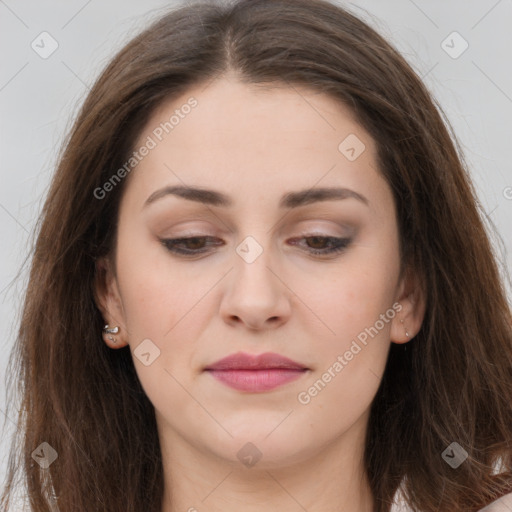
163 227 219 237
158 218 357 246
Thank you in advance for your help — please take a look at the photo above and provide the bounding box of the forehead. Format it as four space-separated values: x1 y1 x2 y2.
123 76 385 212
142 76 373 155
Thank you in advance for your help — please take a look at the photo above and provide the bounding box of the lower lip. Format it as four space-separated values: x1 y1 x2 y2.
206 369 307 392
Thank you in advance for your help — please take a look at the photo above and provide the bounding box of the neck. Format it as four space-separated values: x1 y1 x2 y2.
158 412 375 512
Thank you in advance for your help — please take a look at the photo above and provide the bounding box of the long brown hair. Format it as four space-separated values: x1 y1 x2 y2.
1 0 511 510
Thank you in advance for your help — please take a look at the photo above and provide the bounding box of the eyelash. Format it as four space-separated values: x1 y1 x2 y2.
159 234 352 257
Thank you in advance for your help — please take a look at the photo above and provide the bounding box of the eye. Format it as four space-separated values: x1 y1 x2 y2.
160 234 352 257
289 234 352 256
160 236 223 255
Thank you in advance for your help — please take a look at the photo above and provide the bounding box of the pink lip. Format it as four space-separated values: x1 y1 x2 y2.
204 351 309 392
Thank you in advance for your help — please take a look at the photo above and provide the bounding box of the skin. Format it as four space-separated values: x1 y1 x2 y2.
96 73 426 512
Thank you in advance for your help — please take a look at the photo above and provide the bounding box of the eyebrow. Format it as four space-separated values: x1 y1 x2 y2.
143 185 369 210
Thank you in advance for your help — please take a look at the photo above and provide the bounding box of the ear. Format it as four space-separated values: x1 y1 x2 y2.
93 256 129 349
390 265 426 344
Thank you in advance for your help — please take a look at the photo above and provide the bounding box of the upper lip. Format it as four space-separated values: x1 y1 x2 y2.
204 351 308 371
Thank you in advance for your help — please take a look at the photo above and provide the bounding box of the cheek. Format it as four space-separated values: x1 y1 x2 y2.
115 220 198 326
295 270 397 438
311 274 395 385
113 235 206 408
302 229 401 394
309 239 400 342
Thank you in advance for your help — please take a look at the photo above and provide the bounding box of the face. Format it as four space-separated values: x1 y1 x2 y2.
97 74 423 470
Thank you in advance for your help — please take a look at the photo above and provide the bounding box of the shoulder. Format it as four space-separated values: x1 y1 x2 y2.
479 492 512 511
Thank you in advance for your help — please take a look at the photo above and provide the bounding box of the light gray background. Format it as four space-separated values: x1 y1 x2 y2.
1 0 511 498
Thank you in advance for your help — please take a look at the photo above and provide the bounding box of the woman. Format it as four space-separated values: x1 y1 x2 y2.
1 0 511 511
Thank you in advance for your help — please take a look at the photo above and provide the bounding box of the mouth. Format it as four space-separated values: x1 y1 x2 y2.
205 368 308 392
204 351 309 392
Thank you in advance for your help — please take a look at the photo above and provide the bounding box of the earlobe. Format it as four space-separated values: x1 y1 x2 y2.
93 257 128 348
391 267 427 344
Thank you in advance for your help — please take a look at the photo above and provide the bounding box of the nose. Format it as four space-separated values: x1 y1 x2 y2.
219 239 292 331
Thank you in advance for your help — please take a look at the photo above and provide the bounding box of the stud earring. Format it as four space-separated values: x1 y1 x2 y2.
399 318 410 338
103 324 119 343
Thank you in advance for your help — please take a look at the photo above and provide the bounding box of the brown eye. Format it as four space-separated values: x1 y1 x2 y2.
289 235 352 256
306 236 329 250
184 237 207 250
160 236 224 256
